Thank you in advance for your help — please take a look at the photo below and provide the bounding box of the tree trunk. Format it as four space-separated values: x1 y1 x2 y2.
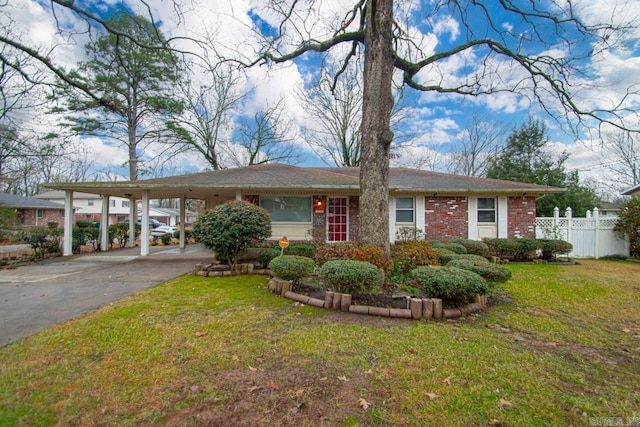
358 0 395 255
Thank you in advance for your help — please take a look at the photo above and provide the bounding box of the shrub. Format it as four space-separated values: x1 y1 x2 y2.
433 247 456 265
450 238 489 256
539 239 573 260
391 240 438 273
109 222 133 248
431 242 468 254
286 243 316 258
319 260 385 295
160 233 172 245
614 198 640 257
484 238 519 258
447 258 512 283
193 200 271 268
269 255 316 282
412 266 489 304
512 238 540 261
258 248 281 269
75 219 94 228
395 226 425 241
439 253 489 266
314 243 392 277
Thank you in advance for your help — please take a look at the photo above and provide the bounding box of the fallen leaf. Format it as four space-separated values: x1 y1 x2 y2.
338 376 349 382
232 355 239 361
269 380 279 390
189 385 200 392
429 367 437 372
319 377 328 381
364 369 374 375
623 328 632 334
489 420 504 425
544 342 558 347
442 376 452 385
248 386 261 393
249 365 257 372
358 398 371 410
424 392 439 400
499 398 514 408
195 331 207 337
294 389 304 397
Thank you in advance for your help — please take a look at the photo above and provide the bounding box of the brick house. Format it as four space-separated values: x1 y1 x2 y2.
46 164 562 255
0 193 67 228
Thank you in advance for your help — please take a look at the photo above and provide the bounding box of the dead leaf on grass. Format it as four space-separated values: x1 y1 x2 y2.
429 367 437 372
544 342 558 347
248 386 262 393
232 355 239 361
249 365 257 372
489 420 504 425
338 376 349 382
195 331 207 337
442 375 452 385
269 380 279 390
319 377 328 381
424 392 439 400
499 398 514 408
623 328 632 334
358 398 371 410
364 369 374 375
189 385 200 392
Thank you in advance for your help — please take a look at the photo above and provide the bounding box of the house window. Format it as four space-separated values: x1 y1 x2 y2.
395 197 414 223
122 200 130 208
109 199 116 207
87 200 94 206
260 196 312 222
477 198 496 223
36 209 43 218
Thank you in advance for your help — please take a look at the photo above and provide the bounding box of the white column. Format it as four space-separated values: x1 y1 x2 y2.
179 196 186 249
498 197 508 238
128 197 136 247
63 190 74 256
415 196 426 239
593 207 600 259
100 195 109 251
467 197 478 240
388 197 396 244
140 191 150 256
235 190 242 201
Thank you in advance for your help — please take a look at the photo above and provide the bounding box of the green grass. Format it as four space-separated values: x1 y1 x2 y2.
1 260 639 426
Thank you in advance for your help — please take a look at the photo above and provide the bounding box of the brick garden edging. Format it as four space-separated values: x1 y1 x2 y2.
193 263 487 320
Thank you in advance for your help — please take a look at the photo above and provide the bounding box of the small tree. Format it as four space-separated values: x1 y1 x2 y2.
614 198 640 258
193 200 271 268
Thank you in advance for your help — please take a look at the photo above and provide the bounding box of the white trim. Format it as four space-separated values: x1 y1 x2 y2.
100 195 109 251
388 197 396 243
416 196 425 237
140 191 150 256
498 197 508 238
327 196 349 242
63 191 74 256
468 197 478 240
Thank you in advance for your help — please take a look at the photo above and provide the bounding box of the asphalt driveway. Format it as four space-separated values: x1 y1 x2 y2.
0 244 214 347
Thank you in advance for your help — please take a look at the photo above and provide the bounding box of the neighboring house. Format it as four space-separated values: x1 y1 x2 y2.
149 207 198 226
35 191 132 224
622 183 640 198
46 164 563 249
0 193 66 228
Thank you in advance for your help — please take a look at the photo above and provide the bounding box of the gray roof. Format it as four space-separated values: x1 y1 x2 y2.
0 193 65 209
622 183 640 196
44 163 563 200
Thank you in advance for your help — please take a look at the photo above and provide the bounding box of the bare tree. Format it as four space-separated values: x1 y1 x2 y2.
227 98 301 166
600 130 640 190
447 114 506 177
168 63 245 170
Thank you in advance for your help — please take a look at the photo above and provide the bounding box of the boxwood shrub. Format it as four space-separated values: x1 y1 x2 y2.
314 243 392 277
540 239 573 260
439 253 490 266
447 258 512 283
411 266 489 304
431 242 468 254
258 248 281 268
319 260 385 295
269 255 316 283
450 238 489 256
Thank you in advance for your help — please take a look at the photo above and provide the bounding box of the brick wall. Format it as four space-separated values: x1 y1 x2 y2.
348 196 359 241
507 196 536 238
19 208 65 228
424 196 468 240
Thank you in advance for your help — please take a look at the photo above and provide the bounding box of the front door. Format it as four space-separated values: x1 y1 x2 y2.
327 197 348 242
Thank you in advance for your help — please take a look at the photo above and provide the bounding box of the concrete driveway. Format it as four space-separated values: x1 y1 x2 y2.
0 244 214 347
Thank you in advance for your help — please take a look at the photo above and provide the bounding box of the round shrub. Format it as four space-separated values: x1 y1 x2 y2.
447 258 512 283
412 266 489 304
540 239 573 260
269 255 316 282
439 253 489 266
314 243 392 277
431 242 468 254
192 200 271 268
258 248 281 269
391 240 438 273
319 260 385 295
483 238 519 258
512 238 540 261
450 238 489 256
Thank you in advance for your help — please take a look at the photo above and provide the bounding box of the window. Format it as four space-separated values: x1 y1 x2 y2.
36 209 43 218
260 196 312 222
122 200 130 208
109 199 116 207
87 200 94 206
477 198 496 223
395 197 414 223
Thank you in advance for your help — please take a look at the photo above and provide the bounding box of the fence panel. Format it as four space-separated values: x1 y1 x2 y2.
535 207 629 258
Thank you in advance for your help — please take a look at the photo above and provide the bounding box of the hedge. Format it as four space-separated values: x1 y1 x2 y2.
319 260 385 295
412 266 489 304
269 255 316 282
447 258 512 283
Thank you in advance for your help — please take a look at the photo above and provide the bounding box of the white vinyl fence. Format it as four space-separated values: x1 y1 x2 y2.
535 207 629 259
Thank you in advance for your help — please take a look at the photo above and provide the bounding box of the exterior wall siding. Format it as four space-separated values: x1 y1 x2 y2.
424 196 469 240
507 196 537 238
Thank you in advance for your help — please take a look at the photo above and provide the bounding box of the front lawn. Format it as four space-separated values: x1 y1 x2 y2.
1 260 639 426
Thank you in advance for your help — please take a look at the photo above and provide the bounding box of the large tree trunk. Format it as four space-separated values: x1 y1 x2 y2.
358 0 395 255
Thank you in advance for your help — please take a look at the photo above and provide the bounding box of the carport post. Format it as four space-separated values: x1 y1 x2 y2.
100 195 109 251
179 196 186 249
140 191 150 256
63 190 74 256
128 197 136 247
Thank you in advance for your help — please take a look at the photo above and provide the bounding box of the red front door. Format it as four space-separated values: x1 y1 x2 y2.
327 197 348 242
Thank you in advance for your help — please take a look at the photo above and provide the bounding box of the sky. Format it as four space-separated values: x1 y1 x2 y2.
3 0 640 197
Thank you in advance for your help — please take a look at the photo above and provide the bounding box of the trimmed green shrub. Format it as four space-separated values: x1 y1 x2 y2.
193 200 271 268
391 240 438 273
314 243 393 277
447 258 512 283
109 222 133 248
412 266 489 304
439 253 489 266
319 260 385 295
512 238 540 261
286 243 316 258
258 248 281 269
540 239 573 260
160 233 172 245
484 238 519 258
75 219 94 228
269 255 316 282
450 238 489 256
431 242 468 254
